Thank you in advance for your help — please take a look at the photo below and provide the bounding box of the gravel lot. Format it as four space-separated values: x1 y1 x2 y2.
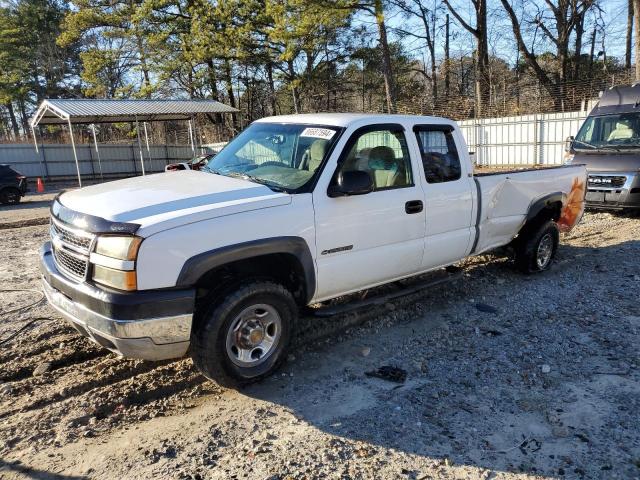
0 196 638 480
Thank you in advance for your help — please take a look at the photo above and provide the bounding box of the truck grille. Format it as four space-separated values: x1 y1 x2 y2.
53 247 88 280
588 175 626 188
50 218 94 282
51 220 93 250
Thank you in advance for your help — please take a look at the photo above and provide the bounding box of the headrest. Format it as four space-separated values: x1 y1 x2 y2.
368 146 397 170
309 139 327 160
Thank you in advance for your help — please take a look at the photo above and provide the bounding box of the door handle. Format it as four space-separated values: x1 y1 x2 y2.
405 200 423 214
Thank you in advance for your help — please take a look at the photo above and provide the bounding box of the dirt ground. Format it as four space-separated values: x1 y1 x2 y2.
0 194 638 480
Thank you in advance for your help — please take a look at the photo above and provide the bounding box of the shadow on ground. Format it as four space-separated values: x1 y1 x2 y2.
236 240 640 478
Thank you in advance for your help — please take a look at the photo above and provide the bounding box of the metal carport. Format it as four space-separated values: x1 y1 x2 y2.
29 99 238 187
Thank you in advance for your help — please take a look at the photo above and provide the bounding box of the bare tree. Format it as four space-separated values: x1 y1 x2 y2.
443 0 489 117
635 0 640 79
391 0 440 103
500 0 596 110
626 0 633 69
445 13 450 99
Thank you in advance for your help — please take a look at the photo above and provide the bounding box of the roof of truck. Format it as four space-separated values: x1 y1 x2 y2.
254 113 455 128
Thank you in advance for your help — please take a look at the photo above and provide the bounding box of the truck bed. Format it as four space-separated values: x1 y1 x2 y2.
472 164 587 255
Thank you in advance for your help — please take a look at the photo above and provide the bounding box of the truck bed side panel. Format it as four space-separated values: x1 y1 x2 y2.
473 165 586 254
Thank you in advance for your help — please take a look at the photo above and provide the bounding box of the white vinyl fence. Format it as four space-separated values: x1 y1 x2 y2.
0 143 200 178
458 110 588 166
0 111 590 178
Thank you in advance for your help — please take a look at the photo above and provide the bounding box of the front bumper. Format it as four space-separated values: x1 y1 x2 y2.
586 172 640 210
40 242 195 361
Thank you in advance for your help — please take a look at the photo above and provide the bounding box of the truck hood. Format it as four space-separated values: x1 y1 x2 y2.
573 151 640 172
58 170 291 236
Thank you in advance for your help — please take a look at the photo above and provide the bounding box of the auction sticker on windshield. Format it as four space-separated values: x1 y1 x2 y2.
300 127 336 140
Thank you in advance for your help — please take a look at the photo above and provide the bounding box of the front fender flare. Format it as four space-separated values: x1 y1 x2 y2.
175 236 316 303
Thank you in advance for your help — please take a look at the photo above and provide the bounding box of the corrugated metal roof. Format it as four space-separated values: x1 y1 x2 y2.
31 99 238 126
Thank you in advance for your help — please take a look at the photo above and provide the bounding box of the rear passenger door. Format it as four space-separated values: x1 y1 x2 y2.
413 125 475 268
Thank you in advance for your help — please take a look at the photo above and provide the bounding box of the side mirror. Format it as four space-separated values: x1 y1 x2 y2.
564 136 575 153
328 170 373 197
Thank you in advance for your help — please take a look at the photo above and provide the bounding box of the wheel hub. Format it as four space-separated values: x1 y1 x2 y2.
536 233 553 269
225 304 282 368
238 321 265 348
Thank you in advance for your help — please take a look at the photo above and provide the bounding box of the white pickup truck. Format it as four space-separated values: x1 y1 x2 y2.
41 114 587 385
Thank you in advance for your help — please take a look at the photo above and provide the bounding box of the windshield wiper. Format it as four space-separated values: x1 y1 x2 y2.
201 165 222 175
572 139 597 150
224 172 286 192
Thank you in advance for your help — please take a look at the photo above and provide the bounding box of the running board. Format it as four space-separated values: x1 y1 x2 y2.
309 270 463 318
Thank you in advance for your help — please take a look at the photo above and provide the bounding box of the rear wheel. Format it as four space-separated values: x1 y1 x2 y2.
191 281 296 387
514 220 559 273
0 188 21 205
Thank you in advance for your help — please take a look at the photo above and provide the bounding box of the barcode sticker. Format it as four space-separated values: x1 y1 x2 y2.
300 127 336 139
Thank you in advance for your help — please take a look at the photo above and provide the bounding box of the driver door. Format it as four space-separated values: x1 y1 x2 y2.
312 124 427 301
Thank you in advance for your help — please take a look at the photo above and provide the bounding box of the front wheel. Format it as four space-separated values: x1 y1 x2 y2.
191 281 297 387
514 220 559 273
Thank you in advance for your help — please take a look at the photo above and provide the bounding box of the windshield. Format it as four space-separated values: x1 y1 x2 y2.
203 123 340 191
574 113 640 150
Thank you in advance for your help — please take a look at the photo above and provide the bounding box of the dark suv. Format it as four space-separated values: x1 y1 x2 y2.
0 164 27 204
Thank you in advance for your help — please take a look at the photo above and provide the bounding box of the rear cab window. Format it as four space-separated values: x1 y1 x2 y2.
413 125 462 183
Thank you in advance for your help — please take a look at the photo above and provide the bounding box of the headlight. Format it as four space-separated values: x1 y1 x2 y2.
93 264 137 291
95 235 142 260
91 235 142 291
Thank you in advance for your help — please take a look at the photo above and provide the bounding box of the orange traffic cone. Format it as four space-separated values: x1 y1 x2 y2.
36 177 45 193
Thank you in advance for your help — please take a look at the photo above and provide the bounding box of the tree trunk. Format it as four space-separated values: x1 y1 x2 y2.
266 61 278 115
445 14 450 99
287 60 300 114
206 59 222 123
18 98 29 136
588 27 597 77
5 102 19 140
134 34 152 98
627 0 634 69
444 0 488 116
635 0 640 80
475 0 489 117
574 14 585 80
418 5 437 104
206 59 220 100
223 60 239 130
374 0 396 113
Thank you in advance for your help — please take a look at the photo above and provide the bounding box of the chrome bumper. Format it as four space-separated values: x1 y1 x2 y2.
40 243 194 361
586 172 640 209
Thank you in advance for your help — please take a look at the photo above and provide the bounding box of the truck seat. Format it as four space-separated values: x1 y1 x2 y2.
368 146 404 188
306 139 327 172
607 120 634 141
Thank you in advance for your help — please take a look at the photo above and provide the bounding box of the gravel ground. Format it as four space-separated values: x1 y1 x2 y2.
0 204 638 480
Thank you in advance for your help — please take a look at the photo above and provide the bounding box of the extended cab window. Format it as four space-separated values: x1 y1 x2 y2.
338 128 413 191
414 127 461 183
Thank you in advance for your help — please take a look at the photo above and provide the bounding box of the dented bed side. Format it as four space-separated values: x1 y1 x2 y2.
472 165 587 255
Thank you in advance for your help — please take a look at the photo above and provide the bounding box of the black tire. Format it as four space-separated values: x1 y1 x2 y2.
514 220 559 273
191 281 297 387
0 188 21 205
